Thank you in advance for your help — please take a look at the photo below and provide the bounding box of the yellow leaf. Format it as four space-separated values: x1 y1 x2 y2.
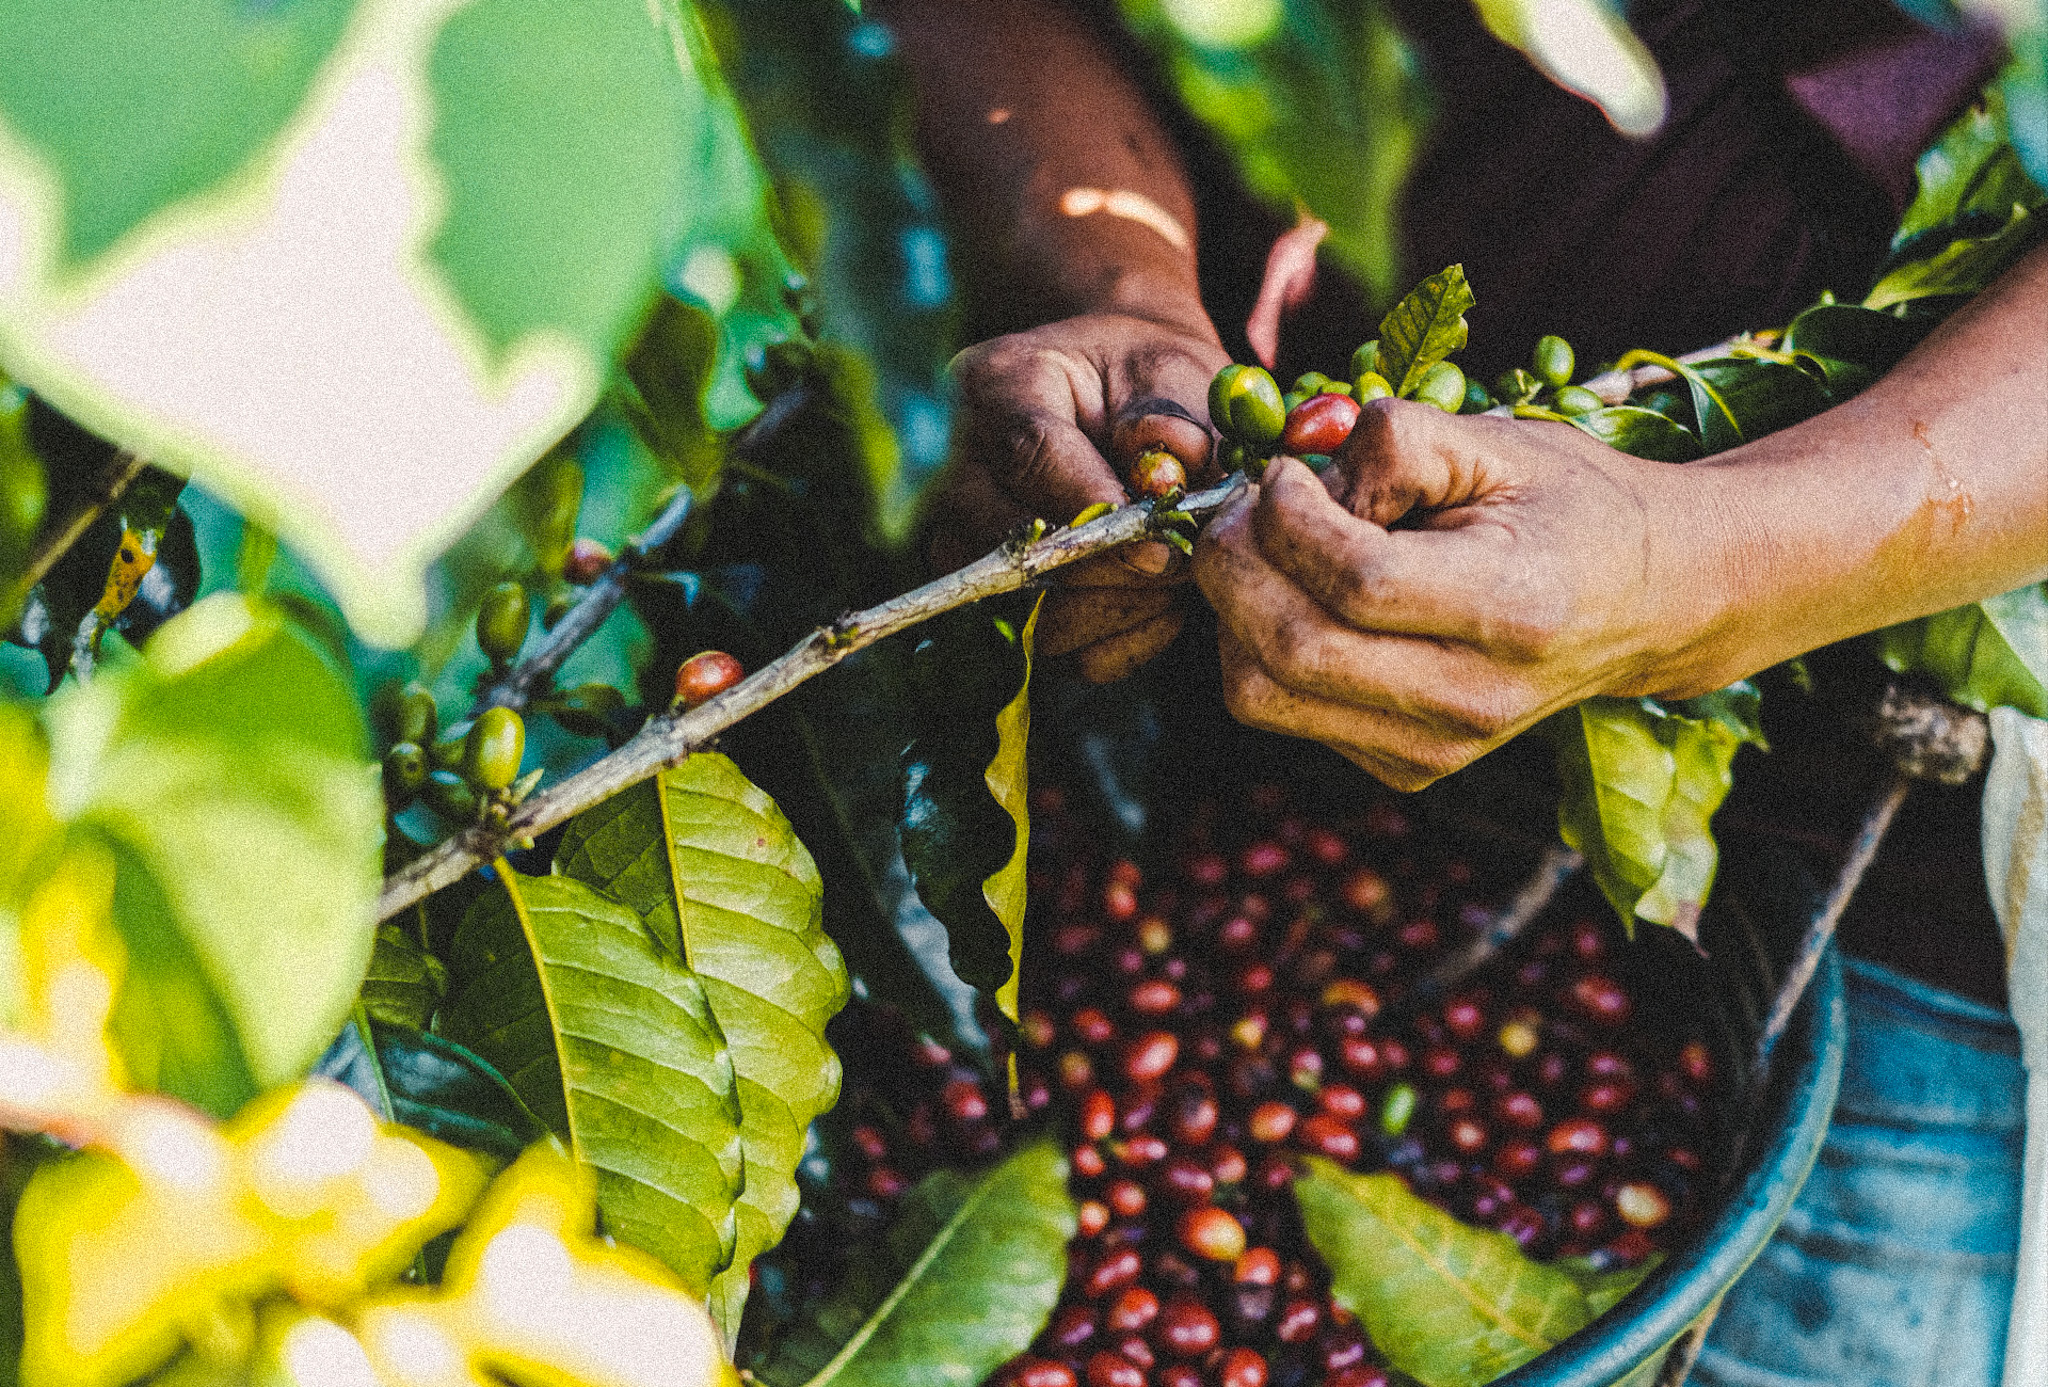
14 1082 488 1387
355 1144 739 1387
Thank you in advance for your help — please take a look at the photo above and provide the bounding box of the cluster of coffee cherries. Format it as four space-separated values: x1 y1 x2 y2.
375 559 745 827
970 783 1714 1387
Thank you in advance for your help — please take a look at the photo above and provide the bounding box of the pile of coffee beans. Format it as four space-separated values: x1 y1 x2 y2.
798 783 1720 1387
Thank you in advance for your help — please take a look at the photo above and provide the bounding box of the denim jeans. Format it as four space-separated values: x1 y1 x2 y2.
1693 957 2024 1387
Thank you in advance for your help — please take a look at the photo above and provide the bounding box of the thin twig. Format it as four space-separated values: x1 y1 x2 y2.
379 477 1247 921
3 451 148 613
468 386 813 718
1410 843 1583 1004
1754 774 1909 1073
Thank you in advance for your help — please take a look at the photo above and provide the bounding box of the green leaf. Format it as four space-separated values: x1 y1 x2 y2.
900 601 1038 1002
984 598 1039 1027
1780 303 1930 375
1691 358 1832 439
1295 1159 1649 1387
0 0 733 644
555 752 847 1341
1893 87 2047 247
438 865 745 1296
356 921 447 1032
1467 0 1666 139
753 1137 1077 1387
315 1015 547 1163
1552 690 1763 940
42 594 381 1108
1866 203 2043 310
0 0 357 266
1377 265 1475 400
1616 353 1741 454
1876 585 2048 719
1568 406 1701 462
0 372 48 603
1115 0 1427 302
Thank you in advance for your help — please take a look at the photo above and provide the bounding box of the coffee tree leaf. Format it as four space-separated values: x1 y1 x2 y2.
1866 203 2042 310
1377 264 1475 400
1692 358 1833 439
1468 0 1667 139
0 0 743 645
0 370 48 601
1552 691 1762 940
1779 303 1930 375
355 922 445 1031
1893 86 2046 248
315 1015 546 1162
555 752 847 1342
438 865 745 1296
900 599 1039 1006
41 595 381 1112
752 1137 1076 1387
1876 584 2048 719
1568 406 1701 462
1294 1159 1602 1387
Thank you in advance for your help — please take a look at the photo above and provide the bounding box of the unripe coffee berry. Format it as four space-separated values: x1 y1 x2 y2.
1129 448 1186 500
1178 1205 1248 1262
563 537 613 585
1496 367 1541 404
1460 376 1495 413
465 707 525 792
1615 1181 1673 1229
475 582 530 667
1349 340 1382 384
378 680 439 748
383 742 427 803
1532 334 1575 388
1379 1083 1417 1137
1208 364 1287 448
675 650 744 709
1554 385 1604 416
1353 370 1394 402
1414 360 1467 412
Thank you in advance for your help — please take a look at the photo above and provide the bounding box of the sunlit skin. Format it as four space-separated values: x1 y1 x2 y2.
881 0 2048 783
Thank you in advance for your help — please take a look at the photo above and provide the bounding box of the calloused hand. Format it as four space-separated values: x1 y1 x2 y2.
928 312 1233 682
1193 399 1739 789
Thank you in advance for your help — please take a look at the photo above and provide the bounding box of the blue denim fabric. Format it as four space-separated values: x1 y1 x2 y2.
1693 957 2024 1387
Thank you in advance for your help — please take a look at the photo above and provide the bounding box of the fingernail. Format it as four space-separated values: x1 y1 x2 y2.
1119 541 1173 576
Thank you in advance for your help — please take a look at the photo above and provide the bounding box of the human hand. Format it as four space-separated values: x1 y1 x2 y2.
1192 400 1742 789
928 312 1232 682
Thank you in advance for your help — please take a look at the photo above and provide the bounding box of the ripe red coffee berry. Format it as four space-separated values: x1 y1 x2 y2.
1124 1031 1179 1082
1158 1368 1202 1387
1102 880 1140 922
1084 1247 1143 1299
1547 1117 1610 1157
1077 1200 1110 1237
1497 1091 1545 1129
674 650 743 708
1211 1145 1249 1184
1680 1040 1714 1084
1328 1369 1390 1387
1447 1118 1490 1155
1179 1205 1248 1262
1130 979 1182 1015
1107 1285 1160 1331
1235 1246 1282 1284
1300 1113 1362 1162
1280 391 1361 454
1081 1090 1117 1143
1158 1298 1221 1356
1074 1008 1117 1046
1073 1145 1108 1179
1275 1298 1322 1343
1248 1101 1298 1144
942 1078 988 1123
1569 974 1633 1024
1320 1084 1367 1121
1495 1139 1543 1180
1128 448 1187 500
1016 1360 1080 1387
1218 1348 1270 1387
1084 1351 1144 1387
1444 996 1487 1040
1321 979 1381 1017
1107 1179 1147 1218
562 536 613 585
1168 1090 1219 1146
1114 1134 1168 1167
1159 1155 1215 1204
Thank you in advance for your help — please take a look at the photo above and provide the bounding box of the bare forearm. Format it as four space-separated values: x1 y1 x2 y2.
877 0 1213 337
1654 242 2048 695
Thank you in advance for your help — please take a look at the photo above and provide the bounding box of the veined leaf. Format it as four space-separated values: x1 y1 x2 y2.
1866 203 2042 310
1377 265 1475 400
556 752 846 1342
1568 406 1701 462
438 865 745 1296
1779 303 1929 376
1613 352 1740 454
1876 585 2048 719
315 1015 546 1163
356 921 446 1031
1294 1159 1650 1387
1892 87 2046 248
1692 358 1832 439
42 595 380 1112
1552 689 1763 940
753 1137 1076 1387
900 600 1039 1006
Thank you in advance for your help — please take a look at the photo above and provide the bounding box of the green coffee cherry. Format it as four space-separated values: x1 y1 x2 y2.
1291 371 1332 396
1495 368 1541 405
375 680 438 749
1413 360 1467 413
1280 389 1308 414
465 706 526 793
1353 371 1394 402
1218 441 1255 475
1349 340 1381 387
421 770 478 823
429 728 469 771
1460 377 1495 414
383 742 427 806
1380 1082 1418 1137
476 582 530 668
1554 385 1604 416
1207 365 1286 448
1532 335 1575 390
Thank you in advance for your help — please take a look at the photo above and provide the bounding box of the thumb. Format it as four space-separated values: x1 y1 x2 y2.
1326 398 1470 529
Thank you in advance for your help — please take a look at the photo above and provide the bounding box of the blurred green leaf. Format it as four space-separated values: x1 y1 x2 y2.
1552 687 1764 940
1467 0 1666 138
752 1137 1075 1387
315 1015 547 1163
1295 1159 1651 1387
1119 0 1427 302
356 921 447 1032
1866 203 2042 310
0 373 47 604
1893 84 2046 247
1377 265 1474 400
556 752 845 1342
1876 584 2048 719
900 601 1038 1004
439 864 745 1297
43 595 380 1110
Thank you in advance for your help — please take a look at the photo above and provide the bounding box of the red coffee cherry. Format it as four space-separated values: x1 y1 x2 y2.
1157 1367 1203 1387
942 1078 988 1123
1299 1114 1362 1162
1129 448 1187 500
1275 1298 1323 1343
1279 391 1362 454
674 650 744 708
1113 1335 1154 1371
1073 1145 1108 1179
1679 1040 1714 1084
1495 1139 1543 1180
1547 1118 1610 1157
563 536 614 585
1125 1031 1180 1082
1158 1297 1221 1356
1178 1205 1248 1262
1568 974 1633 1024
1107 1179 1148 1218
1074 1009 1117 1045
1159 1154 1216 1204
1081 1089 1117 1143
1130 979 1182 1016
1327 1369 1390 1387
1077 1200 1110 1237
1084 1351 1144 1387
1319 1084 1367 1121
1496 1091 1545 1130
1083 1246 1143 1298
1107 1285 1160 1332
1443 996 1487 1040
1218 1348 1270 1387
1235 1246 1282 1285
1248 1101 1298 1144
1210 1145 1249 1184
1167 1089 1219 1146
